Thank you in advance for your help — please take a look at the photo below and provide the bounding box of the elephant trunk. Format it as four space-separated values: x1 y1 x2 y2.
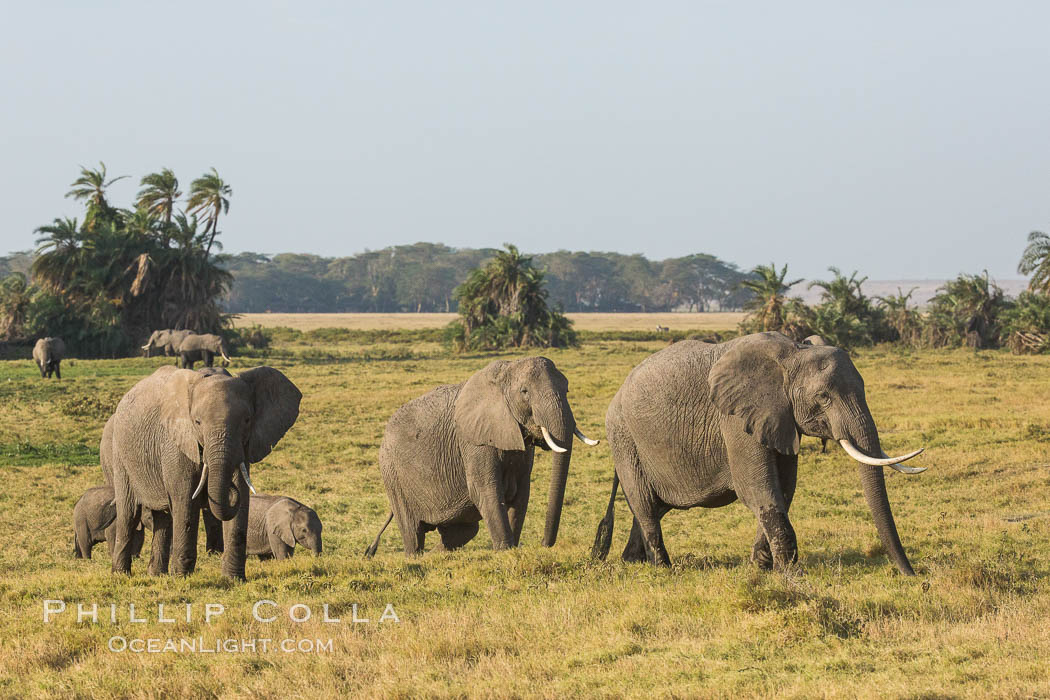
845 417 916 576
539 400 575 547
204 441 240 521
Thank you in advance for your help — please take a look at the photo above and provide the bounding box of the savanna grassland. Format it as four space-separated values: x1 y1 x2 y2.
1 324 1050 698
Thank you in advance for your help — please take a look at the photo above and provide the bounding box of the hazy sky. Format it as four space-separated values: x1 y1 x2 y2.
2 2 1047 279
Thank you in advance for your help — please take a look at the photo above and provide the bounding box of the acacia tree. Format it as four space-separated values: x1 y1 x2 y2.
447 244 576 351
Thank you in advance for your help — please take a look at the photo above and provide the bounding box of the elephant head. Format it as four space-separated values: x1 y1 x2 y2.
162 367 301 524
142 329 170 356
454 357 598 548
708 332 925 575
269 499 323 555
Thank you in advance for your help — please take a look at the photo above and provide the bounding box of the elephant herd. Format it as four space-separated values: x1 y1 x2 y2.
70 330 930 582
142 328 233 370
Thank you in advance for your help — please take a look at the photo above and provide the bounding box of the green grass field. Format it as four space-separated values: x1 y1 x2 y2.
2 329 1049 697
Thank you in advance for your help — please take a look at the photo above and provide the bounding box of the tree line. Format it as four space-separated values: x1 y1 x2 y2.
220 245 752 313
740 230 1050 354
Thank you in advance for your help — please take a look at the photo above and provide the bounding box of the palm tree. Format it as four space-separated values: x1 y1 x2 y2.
740 263 803 332
32 217 82 291
65 162 129 222
0 273 34 340
186 168 232 254
1018 231 1050 296
137 168 181 229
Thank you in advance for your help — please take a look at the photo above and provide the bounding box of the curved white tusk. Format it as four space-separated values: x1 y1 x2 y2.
880 450 928 474
574 427 600 446
541 426 568 453
221 353 231 362
191 463 208 499
141 344 150 349
239 462 257 494
838 439 925 472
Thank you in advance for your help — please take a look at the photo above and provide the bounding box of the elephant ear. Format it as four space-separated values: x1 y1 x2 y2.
267 499 297 548
453 361 526 451
238 367 302 463
708 339 800 455
159 367 206 466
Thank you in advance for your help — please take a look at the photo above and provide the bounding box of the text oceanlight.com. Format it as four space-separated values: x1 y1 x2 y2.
108 637 334 654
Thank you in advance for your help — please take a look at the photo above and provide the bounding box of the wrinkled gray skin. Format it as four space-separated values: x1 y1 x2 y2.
101 414 224 558
802 337 830 451
177 333 230 369
367 357 587 556
245 494 322 559
142 329 195 358
73 485 153 559
593 332 920 575
106 364 301 580
33 337 65 379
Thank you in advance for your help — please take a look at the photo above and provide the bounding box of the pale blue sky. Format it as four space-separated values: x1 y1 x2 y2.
2 1 1047 279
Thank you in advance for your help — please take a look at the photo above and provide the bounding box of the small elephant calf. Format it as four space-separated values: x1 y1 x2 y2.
73 486 150 559
246 495 323 560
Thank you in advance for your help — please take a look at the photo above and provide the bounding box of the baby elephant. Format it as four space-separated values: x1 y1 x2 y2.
247 495 323 559
73 486 150 559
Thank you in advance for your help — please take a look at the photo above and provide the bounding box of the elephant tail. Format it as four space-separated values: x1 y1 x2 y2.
364 512 393 559
591 472 619 561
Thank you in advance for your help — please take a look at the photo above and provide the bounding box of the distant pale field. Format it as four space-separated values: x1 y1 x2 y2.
232 311 746 331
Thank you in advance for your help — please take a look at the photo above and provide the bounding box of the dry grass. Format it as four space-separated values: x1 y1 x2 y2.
1 338 1049 697
231 312 746 332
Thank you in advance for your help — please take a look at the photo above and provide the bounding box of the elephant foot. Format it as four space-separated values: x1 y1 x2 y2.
751 545 774 571
621 546 647 563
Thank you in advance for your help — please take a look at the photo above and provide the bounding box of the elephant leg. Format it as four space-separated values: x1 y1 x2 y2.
398 517 425 556
130 527 145 558
148 509 172 576
612 455 671 565
752 455 798 570
724 429 798 571
170 501 199 576
621 518 647 563
220 477 250 580
505 468 532 547
436 522 480 551
204 351 214 367
267 530 294 560
110 471 139 574
202 509 224 555
465 450 515 550
74 520 93 559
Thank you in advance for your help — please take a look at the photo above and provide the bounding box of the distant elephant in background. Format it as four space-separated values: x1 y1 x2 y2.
593 332 927 575
142 329 196 359
33 337 65 379
365 357 599 557
177 333 231 369
73 485 152 559
803 335 829 346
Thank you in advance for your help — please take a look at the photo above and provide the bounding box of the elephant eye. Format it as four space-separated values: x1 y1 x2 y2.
520 387 528 395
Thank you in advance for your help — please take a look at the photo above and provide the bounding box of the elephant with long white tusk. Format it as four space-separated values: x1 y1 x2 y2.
592 332 927 576
365 356 599 558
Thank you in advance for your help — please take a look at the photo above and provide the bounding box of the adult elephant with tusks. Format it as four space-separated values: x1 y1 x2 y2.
592 332 928 575
365 357 600 557
107 364 301 580
177 333 231 369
